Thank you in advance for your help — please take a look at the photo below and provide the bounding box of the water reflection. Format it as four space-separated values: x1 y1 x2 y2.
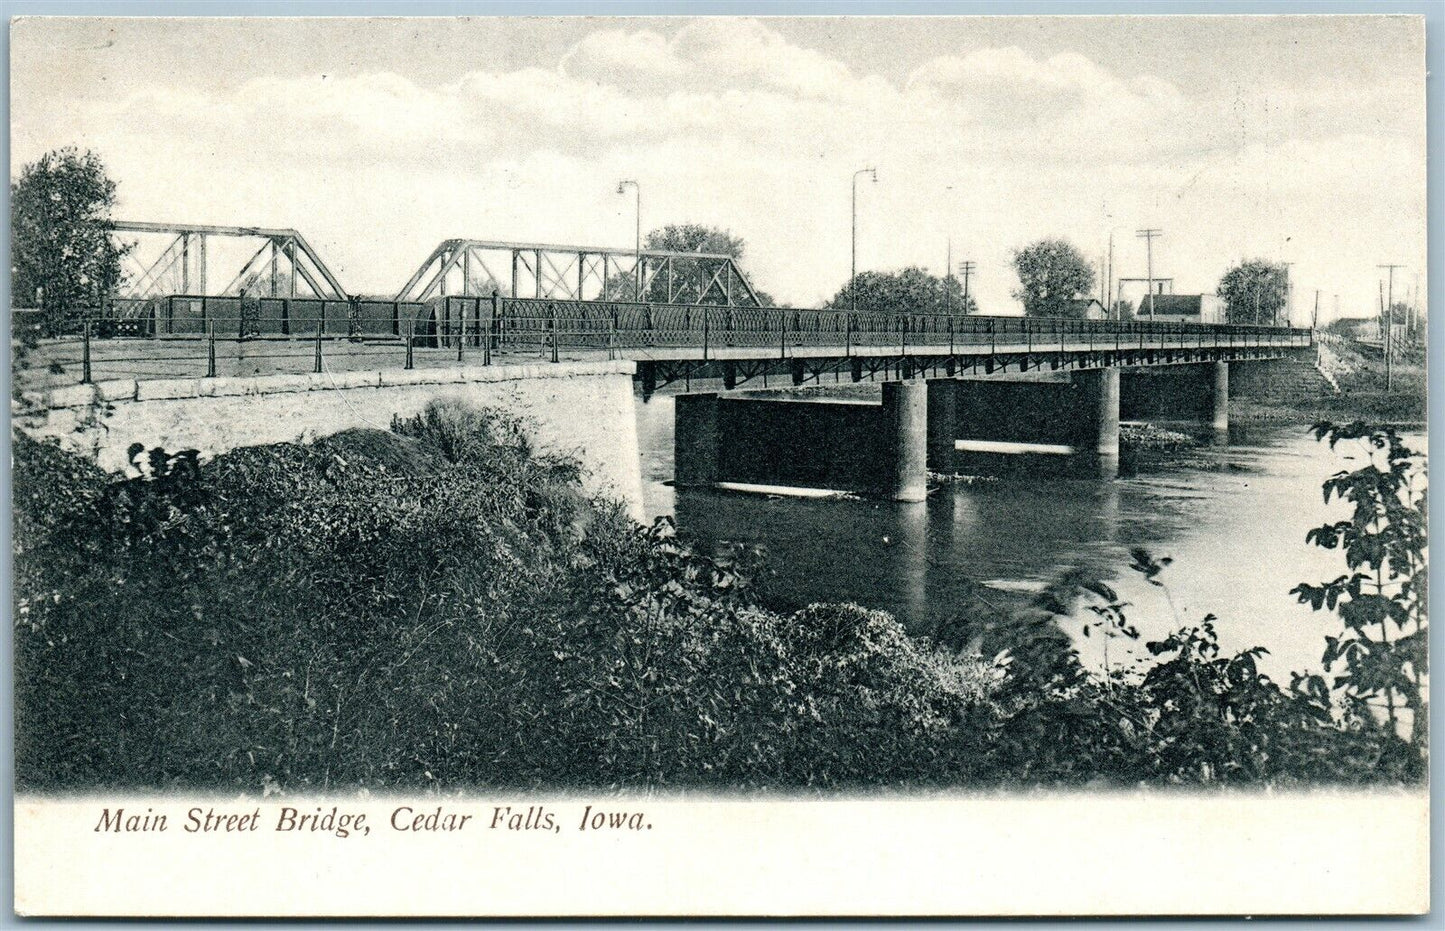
640 391 1419 680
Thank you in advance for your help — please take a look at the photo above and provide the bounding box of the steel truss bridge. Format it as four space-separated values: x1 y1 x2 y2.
394 239 763 306
112 221 349 301
52 290 1311 390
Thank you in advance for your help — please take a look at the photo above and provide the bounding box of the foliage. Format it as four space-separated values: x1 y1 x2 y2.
12 404 994 791
1292 421 1428 749
826 266 977 315
1010 239 1095 317
1111 297 1135 322
967 550 1421 785
1217 258 1288 325
11 147 132 335
600 223 776 306
13 407 1423 792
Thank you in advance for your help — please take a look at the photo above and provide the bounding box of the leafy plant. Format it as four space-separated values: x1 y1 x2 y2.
1292 421 1428 749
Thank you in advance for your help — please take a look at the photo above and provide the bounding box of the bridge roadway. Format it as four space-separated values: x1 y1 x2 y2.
33 294 1313 391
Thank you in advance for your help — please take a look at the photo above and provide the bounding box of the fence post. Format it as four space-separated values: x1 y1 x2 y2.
81 319 92 384
314 328 323 374
703 313 710 361
405 320 414 370
457 309 465 363
207 323 216 378
551 303 559 363
780 311 788 359
238 291 247 339
845 313 853 356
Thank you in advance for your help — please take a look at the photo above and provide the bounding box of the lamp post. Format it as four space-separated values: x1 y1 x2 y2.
617 179 640 299
852 167 877 311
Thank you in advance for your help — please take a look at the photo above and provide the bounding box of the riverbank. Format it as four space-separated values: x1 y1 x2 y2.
17 398 1423 793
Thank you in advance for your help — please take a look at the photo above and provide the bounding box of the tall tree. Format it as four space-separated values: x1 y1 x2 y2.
11 147 131 334
1217 259 1288 325
601 223 775 306
827 267 978 315
1010 239 1095 318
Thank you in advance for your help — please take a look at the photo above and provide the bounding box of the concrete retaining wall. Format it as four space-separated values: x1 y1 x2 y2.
19 360 645 517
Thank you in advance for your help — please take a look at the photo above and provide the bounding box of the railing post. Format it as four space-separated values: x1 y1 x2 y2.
703 312 710 361
405 320 414 370
846 313 853 356
81 319 92 384
551 304 560 364
949 315 955 356
207 323 216 378
457 310 466 363
238 291 247 339
314 327 323 374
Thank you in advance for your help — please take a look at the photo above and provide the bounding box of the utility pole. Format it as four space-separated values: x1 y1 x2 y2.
1281 262 1294 327
1410 273 1420 336
958 260 976 314
1136 229 1162 319
1106 231 1115 319
1379 263 1403 392
945 237 952 314
1312 289 1320 330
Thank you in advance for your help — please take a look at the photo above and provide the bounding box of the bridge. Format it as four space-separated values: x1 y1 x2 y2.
112 221 349 301
395 240 763 306
22 292 1312 510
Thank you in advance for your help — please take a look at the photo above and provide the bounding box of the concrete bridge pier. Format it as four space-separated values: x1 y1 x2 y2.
1210 361 1229 438
674 393 720 487
884 381 928 502
926 379 958 474
1078 368 1121 480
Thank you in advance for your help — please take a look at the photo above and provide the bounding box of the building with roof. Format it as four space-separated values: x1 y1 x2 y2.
1133 293 1225 324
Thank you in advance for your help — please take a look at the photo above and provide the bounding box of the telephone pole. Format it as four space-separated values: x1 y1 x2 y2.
1136 229 1162 318
958 260 976 313
945 237 952 314
1379 263 1404 391
1106 231 1115 318
1312 289 1319 330
1281 262 1294 327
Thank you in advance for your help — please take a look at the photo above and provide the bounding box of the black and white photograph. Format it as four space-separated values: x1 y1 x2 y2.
8 11 1431 917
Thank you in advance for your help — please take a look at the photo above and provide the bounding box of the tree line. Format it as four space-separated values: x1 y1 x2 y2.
13 146 1294 330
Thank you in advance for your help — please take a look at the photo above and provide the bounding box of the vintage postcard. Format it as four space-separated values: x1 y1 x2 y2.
9 13 1429 917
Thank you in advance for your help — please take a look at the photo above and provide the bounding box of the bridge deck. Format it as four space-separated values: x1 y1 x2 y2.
17 297 1312 391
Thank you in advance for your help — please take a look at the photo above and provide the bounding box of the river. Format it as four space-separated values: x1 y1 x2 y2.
635 389 1419 681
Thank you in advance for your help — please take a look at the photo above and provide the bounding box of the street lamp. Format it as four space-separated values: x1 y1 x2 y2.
852 167 877 311
617 179 640 299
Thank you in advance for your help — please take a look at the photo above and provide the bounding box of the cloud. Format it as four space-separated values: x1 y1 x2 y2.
11 18 1424 314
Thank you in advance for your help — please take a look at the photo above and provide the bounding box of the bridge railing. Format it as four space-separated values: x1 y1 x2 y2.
18 293 1313 386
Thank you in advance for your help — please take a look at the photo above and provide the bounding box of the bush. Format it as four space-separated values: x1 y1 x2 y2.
12 403 1422 793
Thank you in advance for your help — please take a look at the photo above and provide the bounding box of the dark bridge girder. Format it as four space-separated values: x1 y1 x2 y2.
111 221 349 301
396 238 763 307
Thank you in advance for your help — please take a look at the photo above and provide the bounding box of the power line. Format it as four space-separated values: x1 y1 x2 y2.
1136 229 1162 319
957 260 976 312
1378 263 1405 392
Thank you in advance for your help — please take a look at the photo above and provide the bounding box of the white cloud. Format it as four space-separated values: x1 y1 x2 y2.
10 18 1425 316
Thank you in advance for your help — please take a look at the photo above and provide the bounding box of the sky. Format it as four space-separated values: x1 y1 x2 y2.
9 15 1428 319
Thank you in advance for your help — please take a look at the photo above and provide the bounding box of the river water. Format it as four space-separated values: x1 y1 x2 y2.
636 390 1419 681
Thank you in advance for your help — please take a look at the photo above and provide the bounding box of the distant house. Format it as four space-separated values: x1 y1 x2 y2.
1062 298 1107 319
1133 293 1224 324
